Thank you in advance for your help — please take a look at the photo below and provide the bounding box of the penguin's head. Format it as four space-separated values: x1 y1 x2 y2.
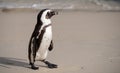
37 9 58 24
46 9 58 19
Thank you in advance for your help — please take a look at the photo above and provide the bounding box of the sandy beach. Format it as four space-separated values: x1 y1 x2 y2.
0 9 120 73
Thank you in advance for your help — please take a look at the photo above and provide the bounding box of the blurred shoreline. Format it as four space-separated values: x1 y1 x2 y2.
0 8 120 13
0 0 120 12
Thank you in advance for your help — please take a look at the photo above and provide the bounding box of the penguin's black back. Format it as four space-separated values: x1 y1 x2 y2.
37 9 48 24
32 9 49 37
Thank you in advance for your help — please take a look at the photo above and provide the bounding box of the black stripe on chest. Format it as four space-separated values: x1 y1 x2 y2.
37 24 51 48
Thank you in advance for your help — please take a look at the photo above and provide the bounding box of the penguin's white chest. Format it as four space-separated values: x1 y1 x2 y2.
36 26 52 60
42 26 52 47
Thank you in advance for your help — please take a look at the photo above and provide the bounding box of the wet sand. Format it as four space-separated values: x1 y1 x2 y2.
0 9 120 73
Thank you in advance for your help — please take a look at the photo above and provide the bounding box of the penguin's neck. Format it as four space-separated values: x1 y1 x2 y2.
40 18 52 31
43 19 51 25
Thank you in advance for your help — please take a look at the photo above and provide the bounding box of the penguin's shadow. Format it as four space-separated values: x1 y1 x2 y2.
0 57 48 69
0 57 30 68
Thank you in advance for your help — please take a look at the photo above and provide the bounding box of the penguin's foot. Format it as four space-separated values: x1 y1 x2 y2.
44 61 58 68
31 65 39 70
30 63 39 70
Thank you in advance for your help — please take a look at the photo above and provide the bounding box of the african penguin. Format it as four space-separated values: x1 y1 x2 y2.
28 9 58 70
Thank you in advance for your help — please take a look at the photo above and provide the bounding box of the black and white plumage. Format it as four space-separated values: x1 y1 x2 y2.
28 9 58 70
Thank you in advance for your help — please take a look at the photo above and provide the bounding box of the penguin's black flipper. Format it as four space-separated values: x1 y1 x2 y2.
48 41 53 51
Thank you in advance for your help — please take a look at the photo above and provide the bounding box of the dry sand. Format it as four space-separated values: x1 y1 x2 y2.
0 9 120 73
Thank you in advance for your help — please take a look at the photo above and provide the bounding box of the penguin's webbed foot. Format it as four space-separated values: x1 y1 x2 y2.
44 61 58 68
30 63 39 70
31 65 39 70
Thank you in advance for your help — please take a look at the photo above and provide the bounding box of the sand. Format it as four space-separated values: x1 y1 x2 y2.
0 9 120 73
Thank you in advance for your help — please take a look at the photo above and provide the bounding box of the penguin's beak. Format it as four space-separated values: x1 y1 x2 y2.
51 10 58 15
